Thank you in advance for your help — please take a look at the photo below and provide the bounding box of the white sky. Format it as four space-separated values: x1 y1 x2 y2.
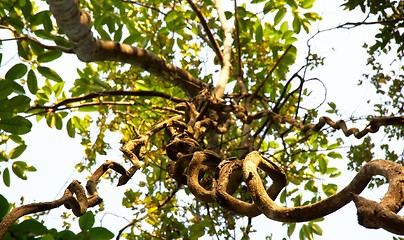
0 0 402 239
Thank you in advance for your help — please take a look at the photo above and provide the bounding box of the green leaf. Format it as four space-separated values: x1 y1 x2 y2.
8 95 31 113
12 161 29 180
88 227 114 239
14 219 48 234
165 10 177 23
326 143 339 150
37 50 63 63
274 8 286 26
67 118 76 138
0 116 32 135
5 63 28 80
0 151 9 162
56 230 77 239
301 0 315 9
53 82 65 98
189 222 205 240
318 157 327 174
79 211 95 231
17 39 32 61
311 223 323 235
327 151 342 159
40 234 55 240
287 222 296 237
45 112 66 130
0 194 10 219
255 24 263 42
0 79 14 100
27 70 38 94
292 17 301 33
38 66 63 82
322 183 338 196
3 168 10 187
9 144 27 159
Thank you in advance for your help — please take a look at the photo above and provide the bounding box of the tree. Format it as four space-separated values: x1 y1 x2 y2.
0 0 403 239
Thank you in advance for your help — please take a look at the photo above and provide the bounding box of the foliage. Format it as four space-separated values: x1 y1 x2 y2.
0 0 403 239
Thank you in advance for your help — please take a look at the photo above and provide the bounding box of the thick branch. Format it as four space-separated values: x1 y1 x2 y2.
46 0 207 97
213 0 234 99
0 161 139 238
243 151 404 224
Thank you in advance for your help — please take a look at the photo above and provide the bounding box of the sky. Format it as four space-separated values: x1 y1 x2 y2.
0 0 402 239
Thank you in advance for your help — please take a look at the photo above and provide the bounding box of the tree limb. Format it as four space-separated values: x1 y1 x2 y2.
46 0 207 97
28 90 186 112
0 160 140 239
212 0 234 99
185 0 224 66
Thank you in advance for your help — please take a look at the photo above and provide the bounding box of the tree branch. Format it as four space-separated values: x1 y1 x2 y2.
0 24 74 53
46 0 207 97
28 90 186 112
185 0 224 66
243 151 404 225
212 0 234 99
248 112 404 139
0 160 139 239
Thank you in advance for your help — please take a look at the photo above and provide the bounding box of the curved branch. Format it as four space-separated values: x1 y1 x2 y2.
0 160 140 238
248 111 404 139
243 151 404 228
0 187 72 238
46 0 207 97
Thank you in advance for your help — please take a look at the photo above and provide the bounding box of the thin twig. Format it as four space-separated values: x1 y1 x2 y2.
251 45 293 99
186 0 224 66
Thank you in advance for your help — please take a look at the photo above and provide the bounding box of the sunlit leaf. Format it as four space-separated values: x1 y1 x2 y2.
66 118 76 138
318 157 327 174
12 161 36 180
274 8 286 25
322 183 338 197
9 144 27 159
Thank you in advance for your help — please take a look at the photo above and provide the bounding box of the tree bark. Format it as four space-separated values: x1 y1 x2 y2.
46 0 207 97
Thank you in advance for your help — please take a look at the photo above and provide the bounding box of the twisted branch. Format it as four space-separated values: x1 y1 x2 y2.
248 111 404 139
0 160 140 239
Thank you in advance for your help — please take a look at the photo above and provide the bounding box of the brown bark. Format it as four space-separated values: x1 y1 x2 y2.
46 0 207 97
